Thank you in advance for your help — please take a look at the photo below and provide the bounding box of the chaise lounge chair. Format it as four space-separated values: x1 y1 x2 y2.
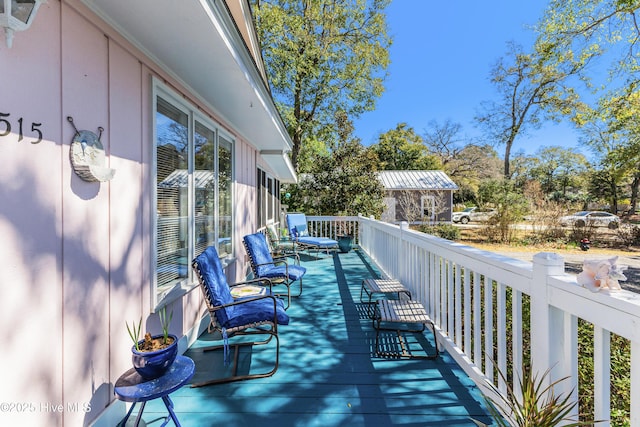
285 212 339 256
243 232 306 310
191 246 289 387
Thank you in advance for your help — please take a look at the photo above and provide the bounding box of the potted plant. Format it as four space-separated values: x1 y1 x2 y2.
126 307 178 380
336 221 354 253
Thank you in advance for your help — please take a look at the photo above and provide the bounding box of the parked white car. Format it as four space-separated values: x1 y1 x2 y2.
452 207 497 224
559 211 620 228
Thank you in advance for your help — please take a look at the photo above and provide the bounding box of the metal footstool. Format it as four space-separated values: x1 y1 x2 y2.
373 299 439 360
360 278 411 318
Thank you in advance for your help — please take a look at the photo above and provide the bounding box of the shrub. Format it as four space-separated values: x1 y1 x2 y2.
616 224 640 247
418 223 460 240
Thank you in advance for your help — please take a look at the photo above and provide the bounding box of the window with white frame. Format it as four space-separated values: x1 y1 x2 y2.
154 83 234 306
421 194 435 223
257 167 280 229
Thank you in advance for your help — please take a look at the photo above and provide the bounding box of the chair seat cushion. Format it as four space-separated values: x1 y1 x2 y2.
261 264 306 281
297 236 338 248
224 297 289 327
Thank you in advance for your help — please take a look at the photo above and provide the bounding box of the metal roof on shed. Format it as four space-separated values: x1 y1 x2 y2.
378 170 458 190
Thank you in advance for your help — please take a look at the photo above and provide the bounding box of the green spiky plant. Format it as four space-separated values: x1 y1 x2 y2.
471 365 602 427
126 307 174 351
158 306 174 345
126 317 143 351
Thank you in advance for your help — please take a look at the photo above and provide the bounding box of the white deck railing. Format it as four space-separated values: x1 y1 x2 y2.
311 215 640 426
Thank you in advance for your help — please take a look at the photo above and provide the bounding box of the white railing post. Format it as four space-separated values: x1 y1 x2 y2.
531 252 567 390
632 340 640 426
594 327 611 426
399 221 409 287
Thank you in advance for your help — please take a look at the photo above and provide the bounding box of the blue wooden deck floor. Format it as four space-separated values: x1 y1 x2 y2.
138 249 494 426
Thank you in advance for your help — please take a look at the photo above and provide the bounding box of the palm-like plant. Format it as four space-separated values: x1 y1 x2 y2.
472 365 601 426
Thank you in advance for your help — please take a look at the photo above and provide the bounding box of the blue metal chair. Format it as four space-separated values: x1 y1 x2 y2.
191 246 289 387
265 223 298 264
243 232 306 310
285 212 339 256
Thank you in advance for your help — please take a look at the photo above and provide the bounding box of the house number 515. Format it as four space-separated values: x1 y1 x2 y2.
0 112 43 144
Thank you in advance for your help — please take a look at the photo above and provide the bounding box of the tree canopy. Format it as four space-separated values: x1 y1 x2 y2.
368 123 440 171
251 0 392 172
475 42 582 178
284 139 385 216
534 0 640 212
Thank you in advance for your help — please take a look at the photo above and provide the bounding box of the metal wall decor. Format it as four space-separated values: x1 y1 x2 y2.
67 116 115 182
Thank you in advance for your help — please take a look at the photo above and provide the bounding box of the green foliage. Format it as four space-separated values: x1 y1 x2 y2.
126 307 174 350
484 281 631 425
126 317 143 352
479 179 529 243
418 224 460 241
472 365 597 427
534 1 640 214
368 122 441 171
577 320 631 426
159 307 174 345
475 41 582 178
524 146 590 199
284 139 385 216
251 0 392 171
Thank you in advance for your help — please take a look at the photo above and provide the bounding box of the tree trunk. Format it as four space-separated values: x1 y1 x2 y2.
504 142 512 178
629 172 639 215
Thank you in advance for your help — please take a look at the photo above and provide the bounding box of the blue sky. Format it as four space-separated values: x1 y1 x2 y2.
353 1 584 158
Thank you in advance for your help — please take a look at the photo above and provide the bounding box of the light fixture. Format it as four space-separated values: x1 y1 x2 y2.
0 0 44 48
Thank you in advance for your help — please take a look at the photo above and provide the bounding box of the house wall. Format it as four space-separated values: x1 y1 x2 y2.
0 1 263 425
384 190 454 223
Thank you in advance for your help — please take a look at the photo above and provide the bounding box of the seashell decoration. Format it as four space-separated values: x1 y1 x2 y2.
67 116 115 182
576 256 628 292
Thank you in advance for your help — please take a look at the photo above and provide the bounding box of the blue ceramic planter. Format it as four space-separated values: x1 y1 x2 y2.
131 334 178 380
337 235 353 253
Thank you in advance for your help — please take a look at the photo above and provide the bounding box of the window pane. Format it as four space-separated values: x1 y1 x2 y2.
194 120 215 257
156 97 189 294
267 177 273 222
218 136 233 257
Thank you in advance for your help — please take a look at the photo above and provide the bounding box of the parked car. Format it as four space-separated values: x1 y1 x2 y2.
452 207 497 224
559 211 620 228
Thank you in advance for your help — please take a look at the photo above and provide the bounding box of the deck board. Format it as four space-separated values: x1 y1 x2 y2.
132 249 494 426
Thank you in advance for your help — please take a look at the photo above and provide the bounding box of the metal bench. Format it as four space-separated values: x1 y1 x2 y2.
360 278 411 318
373 299 439 360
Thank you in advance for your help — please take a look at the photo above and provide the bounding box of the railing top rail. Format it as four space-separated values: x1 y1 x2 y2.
360 215 534 293
305 215 360 221
548 274 640 340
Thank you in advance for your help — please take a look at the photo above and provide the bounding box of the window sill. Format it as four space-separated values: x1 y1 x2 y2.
154 282 198 312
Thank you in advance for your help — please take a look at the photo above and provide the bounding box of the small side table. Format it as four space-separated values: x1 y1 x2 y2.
360 278 411 318
115 355 195 427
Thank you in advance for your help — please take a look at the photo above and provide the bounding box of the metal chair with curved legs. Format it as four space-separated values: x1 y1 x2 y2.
243 232 306 310
191 246 290 387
